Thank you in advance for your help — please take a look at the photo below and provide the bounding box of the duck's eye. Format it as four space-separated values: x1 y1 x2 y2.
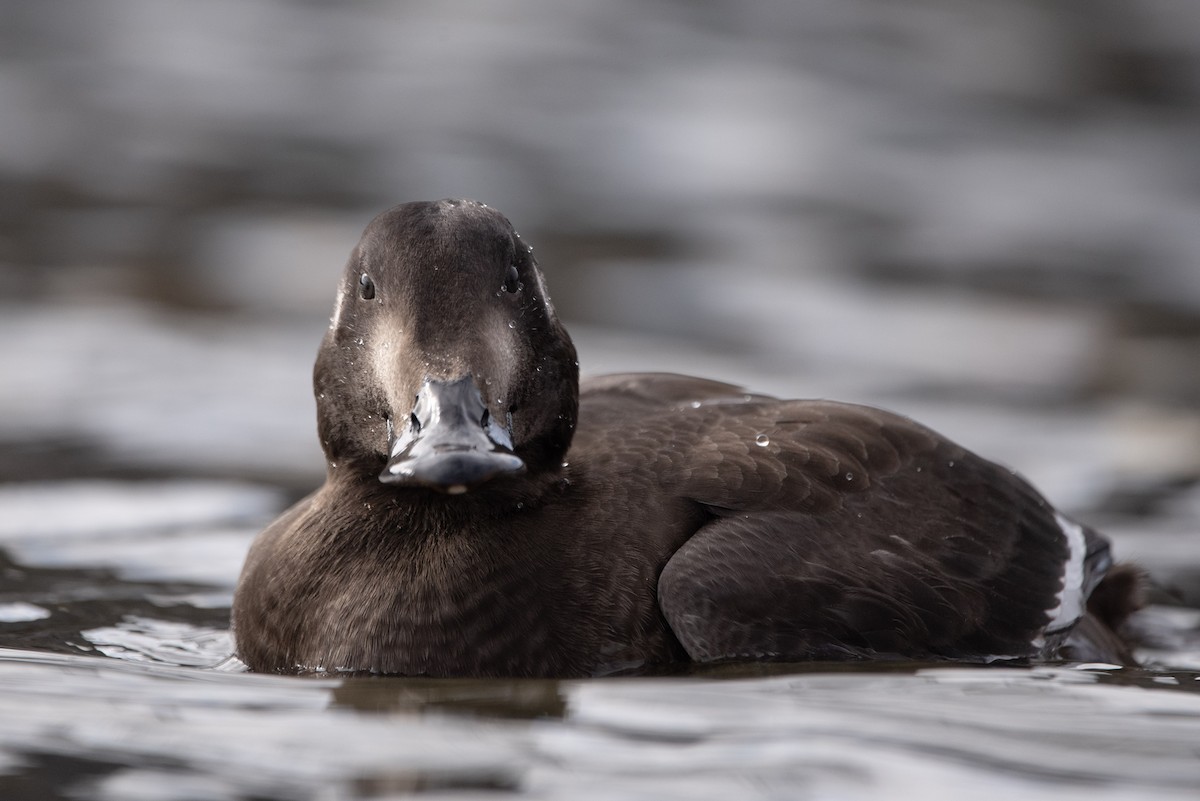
502 263 521 294
359 273 375 300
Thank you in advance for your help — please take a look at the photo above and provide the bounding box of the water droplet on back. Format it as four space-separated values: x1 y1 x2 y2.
755 434 770 447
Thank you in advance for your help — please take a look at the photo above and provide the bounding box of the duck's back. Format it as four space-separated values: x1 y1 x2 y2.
570 373 1126 664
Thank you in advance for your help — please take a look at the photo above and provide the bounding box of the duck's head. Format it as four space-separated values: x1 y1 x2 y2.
314 199 579 494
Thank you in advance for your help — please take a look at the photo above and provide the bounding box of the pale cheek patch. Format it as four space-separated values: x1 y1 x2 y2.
373 330 414 437
329 287 347 330
1044 512 1087 633
531 268 557 320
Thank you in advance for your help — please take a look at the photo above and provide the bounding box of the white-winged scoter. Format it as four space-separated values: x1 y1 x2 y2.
231 199 1141 677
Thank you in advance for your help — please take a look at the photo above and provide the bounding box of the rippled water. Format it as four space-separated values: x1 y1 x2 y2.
4 619 1200 801
5 648 1200 801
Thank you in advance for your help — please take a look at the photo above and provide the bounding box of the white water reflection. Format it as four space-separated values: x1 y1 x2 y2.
0 603 51 623
0 480 275 587
81 617 237 668
0 481 279 540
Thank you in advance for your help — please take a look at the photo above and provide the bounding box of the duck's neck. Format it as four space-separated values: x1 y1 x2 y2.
326 464 568 530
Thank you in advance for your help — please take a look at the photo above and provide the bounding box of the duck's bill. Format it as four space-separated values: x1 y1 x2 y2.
379 375 525 493
381 449 525 494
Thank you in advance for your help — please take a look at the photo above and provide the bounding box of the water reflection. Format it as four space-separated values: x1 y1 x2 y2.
333 677 568 720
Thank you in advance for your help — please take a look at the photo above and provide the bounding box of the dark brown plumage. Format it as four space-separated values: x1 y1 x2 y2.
231 199 1139 677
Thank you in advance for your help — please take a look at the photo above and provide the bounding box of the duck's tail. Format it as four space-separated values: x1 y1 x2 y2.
1088 562 1146 631
1062 561 1146 665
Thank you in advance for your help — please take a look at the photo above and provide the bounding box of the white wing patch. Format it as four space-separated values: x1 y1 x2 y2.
1044 513 1088 634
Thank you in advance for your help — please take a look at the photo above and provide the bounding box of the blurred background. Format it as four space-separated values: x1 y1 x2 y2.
0 0 1198 590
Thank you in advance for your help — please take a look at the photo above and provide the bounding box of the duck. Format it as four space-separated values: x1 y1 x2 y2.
231 198 1141 677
